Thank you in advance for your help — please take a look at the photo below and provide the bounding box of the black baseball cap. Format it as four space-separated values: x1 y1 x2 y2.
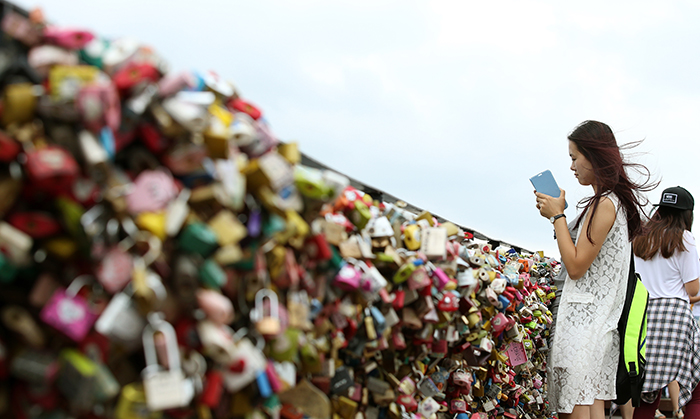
654 186 694 210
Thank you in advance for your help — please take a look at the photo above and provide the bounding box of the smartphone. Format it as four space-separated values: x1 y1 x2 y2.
530 170 568 209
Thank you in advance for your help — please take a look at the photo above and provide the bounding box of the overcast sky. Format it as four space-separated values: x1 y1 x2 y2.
18 0 700 257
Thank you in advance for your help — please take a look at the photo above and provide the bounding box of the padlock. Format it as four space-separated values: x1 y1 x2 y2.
252 288 282 337
126 169 179 215
179 222 219 257
418 396 441 418
24 145 80 197
268 328 301 363
115 382 162 419
199 259 227 289
2 10 43 46
416 369 440 398
197 288 234 325
402 223 421 250
95 283 146 349
1 82 38 126
223 328 269 392
9 349 56 384
408 264 431 290
393 260 417 284
96 240 134 294
76 81 120 134
56 348 101 412
40 275 98 342
420 226 448 259
141 314 195 411
334 262 362 291
450 398 469 414
200 369 224 409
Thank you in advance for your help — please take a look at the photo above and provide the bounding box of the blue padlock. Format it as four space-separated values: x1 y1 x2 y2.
256 369 272 399
369 306 386 335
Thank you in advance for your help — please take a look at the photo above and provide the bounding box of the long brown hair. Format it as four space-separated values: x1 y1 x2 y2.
568 120 655 243
633 207 694 260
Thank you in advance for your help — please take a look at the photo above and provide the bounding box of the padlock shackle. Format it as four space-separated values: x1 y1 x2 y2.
66 274 95 297
251 288 279 321
81 204 105 229
142 315 181 372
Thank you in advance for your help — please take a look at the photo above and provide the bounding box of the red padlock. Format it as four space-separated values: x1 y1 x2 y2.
112 62 160 92
305 233 332 261
397 394 418 412
0 131 21 162
7 211 62 238
391 329 406 350
228 98 262 120
24 145 79 196
437 292 460 312
137 123 170 155
200 370 224 408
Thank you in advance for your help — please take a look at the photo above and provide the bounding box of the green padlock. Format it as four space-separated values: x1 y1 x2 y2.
262 213 287 237
327 244 344 271
299 340 322 374
79 38 110 68
294 165 332 200
393 261 416 284
179 222 219 257
350 200 371 230
0 253 18 283
268 328 301 363
199 259 227 289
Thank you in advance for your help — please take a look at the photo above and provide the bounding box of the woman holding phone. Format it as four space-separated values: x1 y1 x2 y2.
534 120 653 419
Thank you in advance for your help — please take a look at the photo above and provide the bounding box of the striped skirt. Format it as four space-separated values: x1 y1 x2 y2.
642 297 700 406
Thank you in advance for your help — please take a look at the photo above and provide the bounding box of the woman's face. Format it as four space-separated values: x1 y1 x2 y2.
569 141 595 186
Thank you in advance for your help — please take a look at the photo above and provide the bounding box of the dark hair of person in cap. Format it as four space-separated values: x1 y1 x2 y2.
633 186 695 260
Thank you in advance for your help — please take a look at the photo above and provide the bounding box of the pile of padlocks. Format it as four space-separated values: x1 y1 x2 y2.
0 3 562 419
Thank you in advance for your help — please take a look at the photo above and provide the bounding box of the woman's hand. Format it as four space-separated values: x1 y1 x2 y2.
534 189 566 219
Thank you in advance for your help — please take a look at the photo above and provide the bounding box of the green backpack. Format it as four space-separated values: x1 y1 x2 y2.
613 249 649 407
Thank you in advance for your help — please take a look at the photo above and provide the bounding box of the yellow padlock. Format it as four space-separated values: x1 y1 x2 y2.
2 83 38 127
207 210 247 246
49 65 99 101
114 382 162 419
136 211 167 241
277 141 300 165
204 103 234 159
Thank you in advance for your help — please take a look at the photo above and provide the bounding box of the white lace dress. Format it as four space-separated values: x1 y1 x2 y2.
547 194 630 413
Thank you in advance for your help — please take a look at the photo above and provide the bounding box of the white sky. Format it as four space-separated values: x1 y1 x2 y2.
17 0 700 257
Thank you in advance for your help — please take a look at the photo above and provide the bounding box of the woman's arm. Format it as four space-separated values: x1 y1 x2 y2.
685 279 699 302
536 191 616 280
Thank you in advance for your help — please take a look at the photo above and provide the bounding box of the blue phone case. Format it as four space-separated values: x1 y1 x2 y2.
530 170 568 209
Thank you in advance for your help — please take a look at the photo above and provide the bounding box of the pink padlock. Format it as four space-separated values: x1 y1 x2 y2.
76 81 121 133
485 287 499 307
125 169 179 215
197 289 234 325
157 71 198 98
452 369 473 388
265 362 284 393
40 276 97 342
334 263 362 291
96 246 133 294
43 26 95 50
408 266 431 290
428 263 450 290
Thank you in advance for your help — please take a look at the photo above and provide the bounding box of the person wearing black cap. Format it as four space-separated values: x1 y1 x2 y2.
632 186 700 418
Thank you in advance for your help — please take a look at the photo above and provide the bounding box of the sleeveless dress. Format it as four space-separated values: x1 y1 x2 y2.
547 194 630 413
